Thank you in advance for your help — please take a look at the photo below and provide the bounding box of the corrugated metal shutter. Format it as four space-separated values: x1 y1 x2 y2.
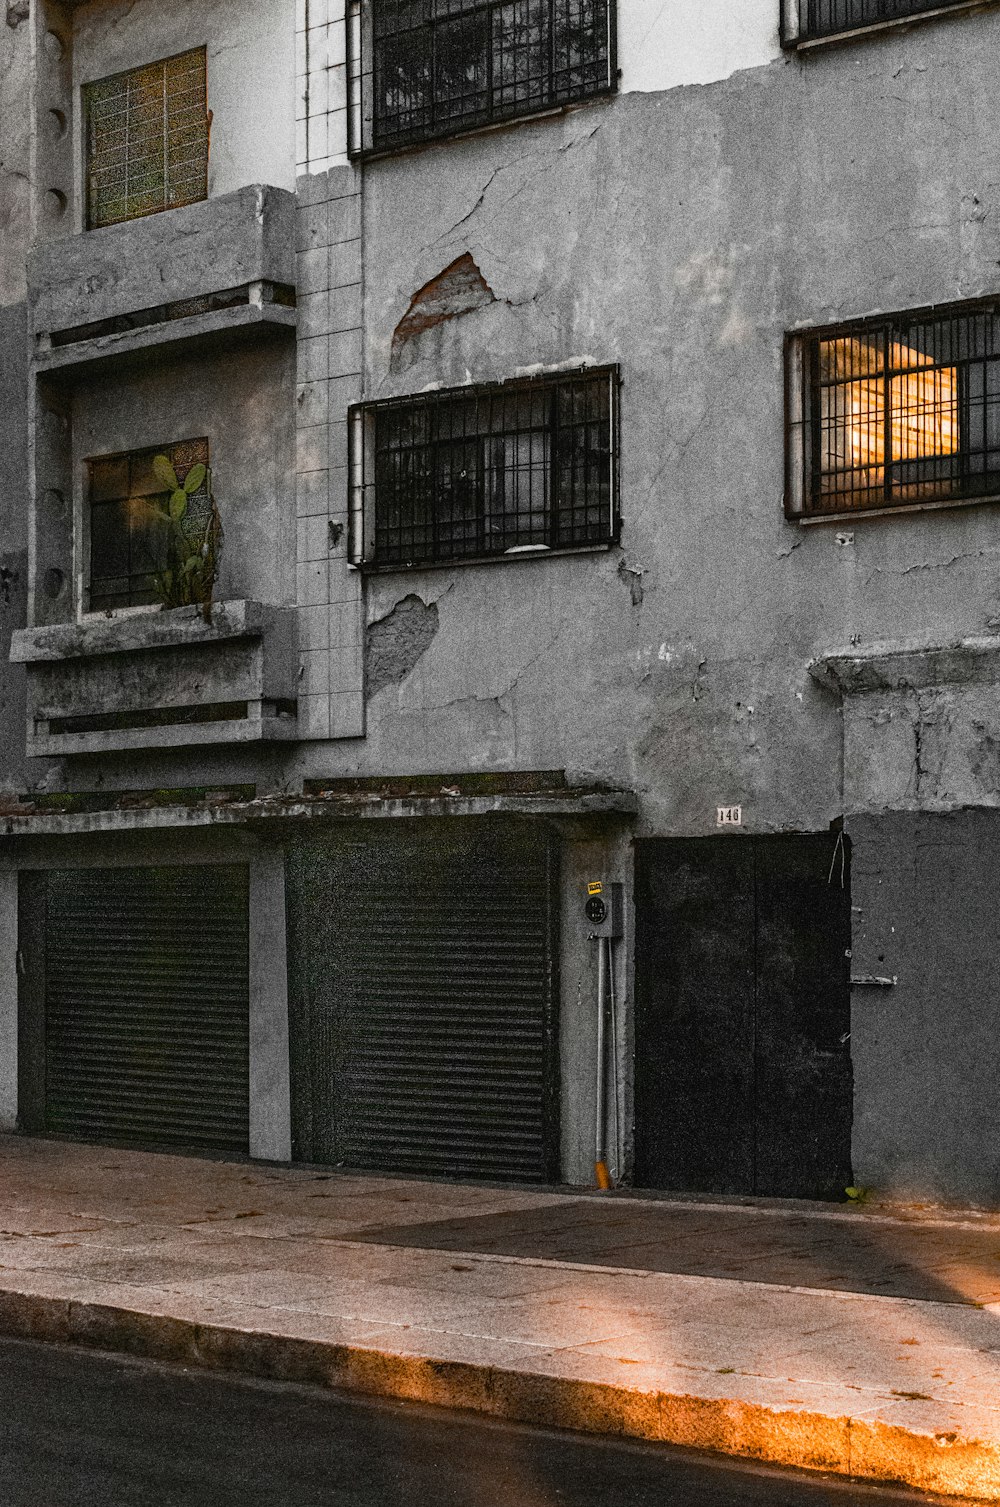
287 822 559 1182
43 865 249 1154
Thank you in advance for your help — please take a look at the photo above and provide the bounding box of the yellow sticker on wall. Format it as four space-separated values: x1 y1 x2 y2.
587 882 603 896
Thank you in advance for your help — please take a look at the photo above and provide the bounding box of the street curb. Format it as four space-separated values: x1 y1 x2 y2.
0 1284 996 1503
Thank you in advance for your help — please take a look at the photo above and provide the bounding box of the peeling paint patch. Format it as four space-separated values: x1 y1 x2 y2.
6 2 29 28
617 558 645 607
366 594 439 700
391 254 496 365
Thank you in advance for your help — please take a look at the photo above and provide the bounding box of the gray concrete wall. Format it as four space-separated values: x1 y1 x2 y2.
850 809 1000 1208
0 8 37 799
7 3 1000 1201
288 11 1000 846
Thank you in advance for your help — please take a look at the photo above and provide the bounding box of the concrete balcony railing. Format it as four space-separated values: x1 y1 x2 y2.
10 599 299 756
27 184 296 374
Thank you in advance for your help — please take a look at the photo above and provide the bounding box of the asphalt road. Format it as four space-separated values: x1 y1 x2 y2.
0 1337 981 1507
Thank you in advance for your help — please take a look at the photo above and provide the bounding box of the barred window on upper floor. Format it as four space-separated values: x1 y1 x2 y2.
348 0 616 157
784 0 984 46
349 368 618 569
785 301 1000 520
84 48 209 231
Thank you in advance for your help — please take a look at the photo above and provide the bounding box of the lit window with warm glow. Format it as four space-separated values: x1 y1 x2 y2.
787 304 1000 518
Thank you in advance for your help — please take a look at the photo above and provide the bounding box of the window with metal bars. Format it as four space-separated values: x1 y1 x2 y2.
348 0 615 156
786 302 1000 519
785 0 983 44
349 368 618 568
88 439 210 612
84 48 209 231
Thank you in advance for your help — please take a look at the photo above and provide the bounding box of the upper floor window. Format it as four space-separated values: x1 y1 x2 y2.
349 0 616 157
786 301 1000 519
84 47 209 231
785 0 981 45
88 438 210 612
350 367 618 568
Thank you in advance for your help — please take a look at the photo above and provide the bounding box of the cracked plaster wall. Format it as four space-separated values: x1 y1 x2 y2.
284 13 1000 1198
0 15 32 793
366 595 440 700
282 11 1000 848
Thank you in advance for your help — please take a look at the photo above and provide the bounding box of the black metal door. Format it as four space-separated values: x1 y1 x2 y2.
635 834 852 1199
28 865 249 1154
286 821 560 1182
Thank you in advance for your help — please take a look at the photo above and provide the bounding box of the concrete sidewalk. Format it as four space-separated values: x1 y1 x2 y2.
1 1138 999 1502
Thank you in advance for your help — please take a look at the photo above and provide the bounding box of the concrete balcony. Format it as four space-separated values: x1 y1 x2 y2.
27 185 296 375
10 599 299 756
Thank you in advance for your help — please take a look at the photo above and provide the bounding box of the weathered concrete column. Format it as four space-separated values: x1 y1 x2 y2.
249 851 292 1162
0 870 19 1131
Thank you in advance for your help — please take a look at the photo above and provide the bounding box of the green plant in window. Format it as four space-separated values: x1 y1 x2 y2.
150 454 222 623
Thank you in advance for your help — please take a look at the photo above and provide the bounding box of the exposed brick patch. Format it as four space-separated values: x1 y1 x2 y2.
391 254 495 361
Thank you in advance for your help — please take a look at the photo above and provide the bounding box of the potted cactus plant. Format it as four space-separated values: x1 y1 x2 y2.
149 453 222 624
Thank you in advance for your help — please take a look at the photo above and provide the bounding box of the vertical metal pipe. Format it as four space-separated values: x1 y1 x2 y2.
595 935 606 1175
607 936 620 1176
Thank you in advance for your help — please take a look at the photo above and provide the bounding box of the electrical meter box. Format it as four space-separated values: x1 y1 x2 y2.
584 880 623 939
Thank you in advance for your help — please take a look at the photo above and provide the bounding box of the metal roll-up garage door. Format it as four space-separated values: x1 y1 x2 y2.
287 822 560 1182
39 865 250 1154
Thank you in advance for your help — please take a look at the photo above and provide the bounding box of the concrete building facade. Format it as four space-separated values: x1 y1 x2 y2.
2 0 1000 1204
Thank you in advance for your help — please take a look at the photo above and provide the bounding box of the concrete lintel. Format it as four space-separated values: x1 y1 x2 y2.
27 712 301 759
12 600 284 664
810 635 1000 697
0 791 638 840
31 302 297 378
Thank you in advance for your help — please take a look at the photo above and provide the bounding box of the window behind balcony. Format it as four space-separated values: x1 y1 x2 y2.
88 439 210 612
84 47 209 231
351 0 615 156
793 0 974 42
350 368 617 567
787 303 1000 518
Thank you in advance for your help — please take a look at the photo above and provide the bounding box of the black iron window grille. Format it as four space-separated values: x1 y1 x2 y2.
784 0 984 45
786 302 1000 519
348 0 615 156
84 47 209 231
88 438 210 612
350 368 618 568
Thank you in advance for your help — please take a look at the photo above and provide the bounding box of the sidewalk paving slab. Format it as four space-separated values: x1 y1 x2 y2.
1 1136 1000 1502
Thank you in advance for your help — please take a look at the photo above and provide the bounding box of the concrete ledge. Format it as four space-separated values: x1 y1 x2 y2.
0 1281 994 1501
810 635 1000 696
11 601 299 757
12 599 282 663
32 300 296 378
29 186 296 340
0 788 637 838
